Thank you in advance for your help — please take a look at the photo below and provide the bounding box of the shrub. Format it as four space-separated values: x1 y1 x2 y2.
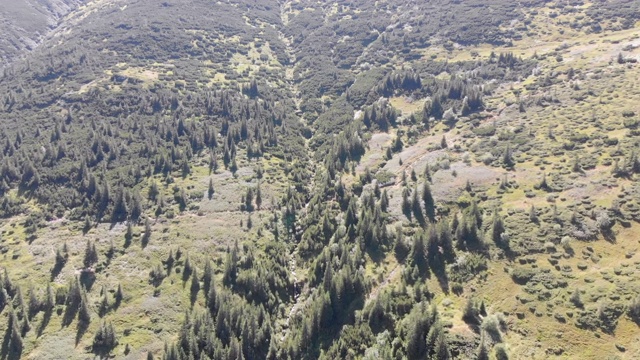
628 296 640 324
481 314 504 342
510 267 535 285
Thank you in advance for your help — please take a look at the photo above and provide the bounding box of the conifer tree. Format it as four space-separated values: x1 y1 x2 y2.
411 185 425 225
8 306 22 355
256 183 262 210
203 259 213 295
114 283 123 308
78 296 91 326
208 178 215 200
380 189 389 212
422 182 435 222
83 240 98 269
190 268 200 304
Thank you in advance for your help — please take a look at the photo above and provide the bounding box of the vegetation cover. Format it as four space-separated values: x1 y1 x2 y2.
0 0 638 359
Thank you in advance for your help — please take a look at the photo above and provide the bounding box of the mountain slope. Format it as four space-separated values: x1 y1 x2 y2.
0 0 85 66
0 0 638 359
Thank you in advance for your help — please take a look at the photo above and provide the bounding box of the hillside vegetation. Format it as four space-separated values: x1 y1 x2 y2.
0 0 638 359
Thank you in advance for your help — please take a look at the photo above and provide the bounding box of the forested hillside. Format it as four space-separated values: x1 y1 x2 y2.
0 0 638 359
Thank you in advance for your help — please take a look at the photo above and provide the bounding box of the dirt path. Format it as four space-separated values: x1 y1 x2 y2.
365 265 401 306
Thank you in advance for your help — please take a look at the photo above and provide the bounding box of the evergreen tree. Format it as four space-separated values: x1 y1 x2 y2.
129 190 143 221
78 296 91 326
529 204 538 223
402 188 412 220
190 268 200 304
111 186 128 222
411 185 425 226
83 240 98 269
208 178 215 200
380 189 389 212
503 144 514 168
142 217 152 246
422 182 436 222
44 283 55 311
8 307 23 355
476 338 489 360
203 259 213 295
114 284 123 308
491 210 507 249
223 242 239 286
99 289 109 317
28 286 40 320
93 321 117 352
256 183 262 210
148 181 159 201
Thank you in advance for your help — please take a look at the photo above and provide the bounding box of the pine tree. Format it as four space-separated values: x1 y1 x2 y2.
423 164 432 182
125 222 133 247
44 283 54 311
529 204 538 223
114 283 123 308
230 157 238 174
78 296 91 325
412 185 425 225
28 286 40 320
83 215 92 234
207 283 218 315
190 268 200 304
129 190 142 221
422 182 436 222
380 189 389 212
223 242 239 286
495 344 509 360
93 321 117 351
402 187 412 220
255 183 262 210
393 136 403 152
491 210 506 248
476 337 489 360
203 259 213 295
111 186 128 222
8 307 23 354
503 144 514 168
99 290 109 317
208 178 215 200
83 240 98 269
142 217 151 246
148 181 159 201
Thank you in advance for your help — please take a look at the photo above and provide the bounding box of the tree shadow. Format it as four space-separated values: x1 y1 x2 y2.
1 323 22 360
75 321 89 347
436 270 450 295
564 247 575 258
62 305 78 328
430 260 449 295
190 284 199 307
502 246 518 262
50 263 64 282
36 310 52 338
0 325 10 360
601 228 617 243
80 272 96 292
141 233 150 249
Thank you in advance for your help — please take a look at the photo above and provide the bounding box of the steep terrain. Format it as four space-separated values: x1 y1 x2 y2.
0 0 638 359
0 0 85 66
